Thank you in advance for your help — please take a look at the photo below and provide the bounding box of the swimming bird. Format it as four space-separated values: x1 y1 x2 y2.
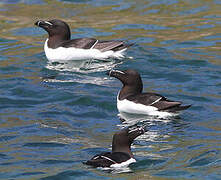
107 69 191 116
35 19 131 62
84 127 145 168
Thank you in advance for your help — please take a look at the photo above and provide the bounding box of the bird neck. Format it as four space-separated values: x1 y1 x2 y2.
112 144 133 158
119 84 143 100
47 35 70 49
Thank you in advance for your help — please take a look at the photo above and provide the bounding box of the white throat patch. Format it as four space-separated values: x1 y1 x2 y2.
44 21 53 26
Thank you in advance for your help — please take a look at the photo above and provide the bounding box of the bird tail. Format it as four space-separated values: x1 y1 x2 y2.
165 104 191 112
112 43 134 51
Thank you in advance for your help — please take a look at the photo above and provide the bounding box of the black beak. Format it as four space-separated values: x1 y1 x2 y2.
34 20 52 28
106 69 113 77
106 69 125 77
140 127 146 134
35 20 43 27
127 126 145 141
128 126 145 135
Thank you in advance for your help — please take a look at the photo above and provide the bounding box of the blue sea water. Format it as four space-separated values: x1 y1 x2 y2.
0 0 221 179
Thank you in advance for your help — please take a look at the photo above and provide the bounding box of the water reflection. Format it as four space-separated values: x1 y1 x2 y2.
118 112 178 126
0 0 221 179
118 112 188 143
111 113 189 174
45 58 123 73
41 70 114 86
97 166 133 174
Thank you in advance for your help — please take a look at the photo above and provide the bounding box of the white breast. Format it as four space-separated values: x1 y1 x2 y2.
44 39 126 62
117 94 174 117
117 97 158 114
110 158 136 168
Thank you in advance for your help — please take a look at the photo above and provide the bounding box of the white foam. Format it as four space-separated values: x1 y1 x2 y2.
98 166 132 174
118 112 173 127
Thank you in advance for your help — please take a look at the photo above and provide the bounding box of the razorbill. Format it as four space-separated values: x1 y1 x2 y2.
35 19 132 62
84 127 145 168
107 69 191 116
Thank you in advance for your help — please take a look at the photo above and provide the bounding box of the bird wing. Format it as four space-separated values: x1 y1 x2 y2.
109 152 131 163
61 38 98 49
93 40 131 52
84 152 115 167
84 152 131 167
126 93 182 111
61 38 131 52
126 93 166 106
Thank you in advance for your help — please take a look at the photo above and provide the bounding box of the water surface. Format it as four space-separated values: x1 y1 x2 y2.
0 0 221 179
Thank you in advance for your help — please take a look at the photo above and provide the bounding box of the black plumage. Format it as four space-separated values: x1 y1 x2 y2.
108 69 191 113
35 19 131 51
84 152 131 168
84 127 145 168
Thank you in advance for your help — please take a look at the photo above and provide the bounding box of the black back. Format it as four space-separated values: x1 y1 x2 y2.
35 19 132 51
84 152 131 168
108 69 191 111
84 127 145 168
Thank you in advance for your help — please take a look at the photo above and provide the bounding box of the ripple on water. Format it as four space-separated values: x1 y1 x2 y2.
0 0 221 179
0 0 45 4
39 170 104 180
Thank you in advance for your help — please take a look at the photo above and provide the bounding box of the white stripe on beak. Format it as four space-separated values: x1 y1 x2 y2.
128 127 144 134
113 70 125 75
37 21 42 26
44 21 53 26
108 69 113 76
